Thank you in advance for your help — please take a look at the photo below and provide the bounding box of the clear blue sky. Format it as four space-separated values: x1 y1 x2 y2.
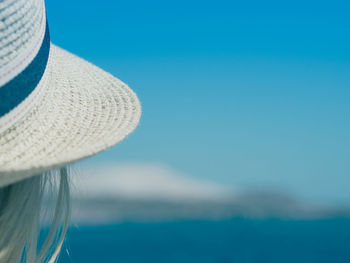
46 0 350 205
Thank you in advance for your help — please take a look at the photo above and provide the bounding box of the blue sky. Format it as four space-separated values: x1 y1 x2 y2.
46 0 350 205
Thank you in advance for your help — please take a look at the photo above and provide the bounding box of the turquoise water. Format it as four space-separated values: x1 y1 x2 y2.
59 218 350 263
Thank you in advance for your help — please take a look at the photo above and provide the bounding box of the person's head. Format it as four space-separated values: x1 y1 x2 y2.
0 0 141 261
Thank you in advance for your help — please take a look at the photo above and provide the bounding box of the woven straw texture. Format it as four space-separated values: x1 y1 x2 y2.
0 44 141 186
0 0 44 68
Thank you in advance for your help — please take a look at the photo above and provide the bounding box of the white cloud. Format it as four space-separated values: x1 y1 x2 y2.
72 162 232 201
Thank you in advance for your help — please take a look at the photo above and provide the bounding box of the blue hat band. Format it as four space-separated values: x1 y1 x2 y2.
0 21 50 119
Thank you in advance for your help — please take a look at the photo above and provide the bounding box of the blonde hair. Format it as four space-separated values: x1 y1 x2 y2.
0 167 71 263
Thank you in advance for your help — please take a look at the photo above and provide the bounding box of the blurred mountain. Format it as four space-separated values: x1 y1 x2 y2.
71 192 350 225
69 163 350 224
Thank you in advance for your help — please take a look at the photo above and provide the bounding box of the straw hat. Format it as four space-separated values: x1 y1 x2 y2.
0 0 141 186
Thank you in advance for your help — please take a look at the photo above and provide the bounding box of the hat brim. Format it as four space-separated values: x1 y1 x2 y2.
0 44 141 186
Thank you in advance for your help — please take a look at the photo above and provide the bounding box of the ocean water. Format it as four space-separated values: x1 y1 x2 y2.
58 218 350 263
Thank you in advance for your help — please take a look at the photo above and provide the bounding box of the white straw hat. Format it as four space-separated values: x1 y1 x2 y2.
0 0 141 186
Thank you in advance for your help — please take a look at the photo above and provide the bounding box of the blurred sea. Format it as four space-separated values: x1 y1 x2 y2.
58 217 350 263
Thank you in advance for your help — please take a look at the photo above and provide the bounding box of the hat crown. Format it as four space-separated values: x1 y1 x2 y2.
0 0 45 70
0 0 49 131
